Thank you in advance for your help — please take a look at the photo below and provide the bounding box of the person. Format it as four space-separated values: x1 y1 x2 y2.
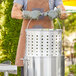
11 0 67 75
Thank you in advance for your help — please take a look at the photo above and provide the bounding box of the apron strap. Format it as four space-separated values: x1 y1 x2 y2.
49 0 54 10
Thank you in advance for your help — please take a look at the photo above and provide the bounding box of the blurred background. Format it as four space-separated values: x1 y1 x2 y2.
0 0 76 76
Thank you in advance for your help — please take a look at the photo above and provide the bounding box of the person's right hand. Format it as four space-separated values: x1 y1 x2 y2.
22 10 42 20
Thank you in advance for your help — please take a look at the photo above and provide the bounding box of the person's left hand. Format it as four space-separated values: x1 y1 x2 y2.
44 8 61 19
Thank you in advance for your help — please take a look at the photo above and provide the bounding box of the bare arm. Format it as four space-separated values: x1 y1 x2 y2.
11 3 23 19
57 4 67 19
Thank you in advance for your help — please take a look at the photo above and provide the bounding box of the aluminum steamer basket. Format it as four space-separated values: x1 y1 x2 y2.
24 29 64 76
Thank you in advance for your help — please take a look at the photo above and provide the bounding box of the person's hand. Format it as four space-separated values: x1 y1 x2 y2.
45 8 61 19
59 11 68 19
57 4 68 20
22 10 42 20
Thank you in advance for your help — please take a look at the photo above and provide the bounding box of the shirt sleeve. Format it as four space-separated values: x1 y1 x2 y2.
13 0 24 6
54 0 63 7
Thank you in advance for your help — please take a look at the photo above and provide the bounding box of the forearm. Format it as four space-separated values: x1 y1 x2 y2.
11 10 23 19
57 4 65 11
11 3 23 19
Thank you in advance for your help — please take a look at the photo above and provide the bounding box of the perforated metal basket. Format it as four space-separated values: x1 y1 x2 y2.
24 28 64 76
25 29 62 57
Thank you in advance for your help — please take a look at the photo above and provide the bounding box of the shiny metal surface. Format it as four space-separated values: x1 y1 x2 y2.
4 72 8 76
24 29 64 76
0 64 17 74
24 56 64 76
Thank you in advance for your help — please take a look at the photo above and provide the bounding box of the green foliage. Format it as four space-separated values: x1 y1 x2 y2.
65 66 70 76
54 13 76 35
74 42 76 51
69 65 76 74
0 0 22 75
74 52 76 57
65 65 76 76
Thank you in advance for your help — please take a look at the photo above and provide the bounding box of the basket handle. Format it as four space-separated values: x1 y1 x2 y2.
26 18 61 29
56 18 61 29
27 19 32 29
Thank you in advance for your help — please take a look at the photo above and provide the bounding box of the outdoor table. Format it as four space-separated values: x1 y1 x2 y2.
0 64 17 76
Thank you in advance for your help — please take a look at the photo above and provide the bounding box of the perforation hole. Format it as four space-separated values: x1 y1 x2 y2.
41 38 43 40
47 39 48 40
28 35 30 37
32 38 33 40
47 35 49 37
32 44 33 46
36 48 38 49
28 41 30 43
41 45 43 46
28 38 30 39
47 45 48 46
51 45 53 46
41 42 43 43
55 54 57 56
52 35 53 37
52 42 53 43
36 38 38 40
32 47 33 49
36 35 38 37
47 48 48 50
46 51 48 53
32 50 33 52
56 35 57 37
51 51 53 53
41 51 43 53
41 35 43 37
46 54 48 56
36 45 38 46
36 41 38 43
41 54 43 56
41 48 43 49
47 42 48 43
51 48 53 49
